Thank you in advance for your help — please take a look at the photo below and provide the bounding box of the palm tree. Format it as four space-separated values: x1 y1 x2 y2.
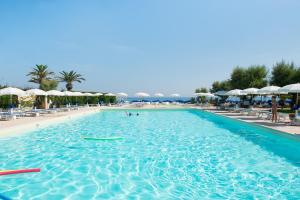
27 64 54 89
58 70 85 91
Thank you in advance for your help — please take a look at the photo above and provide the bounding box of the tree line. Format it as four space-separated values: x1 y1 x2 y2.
196 60 300 93
27 64 85 91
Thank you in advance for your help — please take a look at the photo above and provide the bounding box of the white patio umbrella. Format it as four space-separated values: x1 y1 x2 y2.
26 89 48 109
0 87 26 96
214 91 228 96
242 88 259 103
258 86 281 95
116 92 128 97
135 92 150 102
47 90 64 96
93 92 103 96
226 96 241 102
63 91 76 107
195 93 214 97
170 93 180 97
154 93 164 97
81 92 91 96
279 83 300 106
195 92 215 103
63 91 74 96
242 88 259 95
0 87 26 109
81 93 93 105
70 92 83 105
226 89 243 96
135 92 150 97
105 93 115 97
72 92 83 96
279 83 300 93
26 89 47 96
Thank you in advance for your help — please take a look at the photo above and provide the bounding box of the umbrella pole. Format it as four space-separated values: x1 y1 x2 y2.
10 94 13 112
296 93 299 112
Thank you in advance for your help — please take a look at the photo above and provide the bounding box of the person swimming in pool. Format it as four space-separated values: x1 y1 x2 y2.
136 113 139 116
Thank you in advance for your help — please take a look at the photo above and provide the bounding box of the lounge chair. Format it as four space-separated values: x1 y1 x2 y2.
0 113 17 121
278 113 290 123
257 110 271 120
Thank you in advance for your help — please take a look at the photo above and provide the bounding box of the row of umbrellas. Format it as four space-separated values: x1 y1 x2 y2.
193 84 300 103
214 84 300 106
135 93 181 97
0 88 112 97
0 87 182 98
224 84 300 96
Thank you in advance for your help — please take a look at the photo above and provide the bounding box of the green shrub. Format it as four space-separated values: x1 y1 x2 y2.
0 95 19 109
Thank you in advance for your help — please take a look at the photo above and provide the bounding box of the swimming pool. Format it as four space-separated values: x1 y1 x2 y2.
1 109 300 199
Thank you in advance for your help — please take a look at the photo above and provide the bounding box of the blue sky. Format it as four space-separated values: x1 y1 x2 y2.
0 0 300 96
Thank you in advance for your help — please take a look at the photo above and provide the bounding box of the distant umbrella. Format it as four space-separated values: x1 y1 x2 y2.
242 88 259 95
195 93 214 97
64 91 75 96
83 93 93 96
226 89 243 96
135 92 150 97
93 92 103 96
26 89 47 96
72 92 84 96
214 91 228 96
116 92 128 97
105 93 115 97
170 93 180 97
154 93 164 97
47 90 64 96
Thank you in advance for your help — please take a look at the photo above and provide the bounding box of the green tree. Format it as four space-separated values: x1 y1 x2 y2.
40 79 58 91
210 80 231 93
245 65 268 88
270 61 296 86
27 64 54 89
292 68 300 83
195 88 208 93
58 70 85 91
0 84 7 89
230 65 267 89
230 67 247 89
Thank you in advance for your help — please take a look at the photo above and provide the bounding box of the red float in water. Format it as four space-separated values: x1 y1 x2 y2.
0 168 41 176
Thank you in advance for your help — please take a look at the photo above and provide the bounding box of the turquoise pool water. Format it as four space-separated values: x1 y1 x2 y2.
1 109 300 199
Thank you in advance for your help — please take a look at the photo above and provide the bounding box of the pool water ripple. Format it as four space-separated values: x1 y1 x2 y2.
1 109 300 199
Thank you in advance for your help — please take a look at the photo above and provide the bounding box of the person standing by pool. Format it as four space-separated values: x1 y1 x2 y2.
271 96 278 123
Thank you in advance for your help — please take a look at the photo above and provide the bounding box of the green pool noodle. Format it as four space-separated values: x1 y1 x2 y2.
82 136 124 141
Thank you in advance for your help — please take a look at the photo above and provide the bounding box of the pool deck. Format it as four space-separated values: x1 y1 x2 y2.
199 107 300 135
0 107 102 137
1 104 300 137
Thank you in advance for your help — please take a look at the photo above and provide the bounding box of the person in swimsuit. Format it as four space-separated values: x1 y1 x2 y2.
271 96 278 123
